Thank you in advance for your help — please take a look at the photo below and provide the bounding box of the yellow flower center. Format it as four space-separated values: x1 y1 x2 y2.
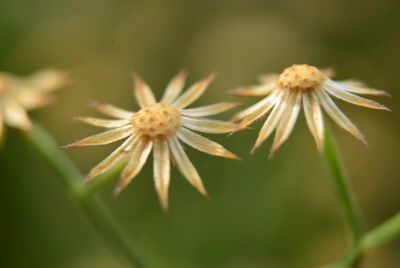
130 103 181 140
278 64 325 92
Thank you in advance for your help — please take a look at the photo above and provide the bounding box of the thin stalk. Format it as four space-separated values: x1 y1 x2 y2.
24 121 144 268
322 128 364 243
362 212 400 251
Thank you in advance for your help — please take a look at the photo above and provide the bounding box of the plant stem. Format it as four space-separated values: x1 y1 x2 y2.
322 128 364 243
24 121 144 268
362 212 400 251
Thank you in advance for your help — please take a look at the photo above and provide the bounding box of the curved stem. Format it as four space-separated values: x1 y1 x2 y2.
24 121 144 268
322 128 364 243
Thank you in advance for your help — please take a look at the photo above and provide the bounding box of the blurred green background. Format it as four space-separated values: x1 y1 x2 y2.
1 0 399 267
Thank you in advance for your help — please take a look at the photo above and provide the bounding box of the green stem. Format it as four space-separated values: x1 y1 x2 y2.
362 212 400 251
24 121 144 268
323 212 400 268
322 128 364 243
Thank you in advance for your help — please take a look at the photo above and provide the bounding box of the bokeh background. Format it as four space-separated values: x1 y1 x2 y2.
1 0 399 267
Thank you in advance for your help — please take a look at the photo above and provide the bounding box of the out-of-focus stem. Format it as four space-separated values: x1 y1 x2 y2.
24 121 144 268
322 128 364 243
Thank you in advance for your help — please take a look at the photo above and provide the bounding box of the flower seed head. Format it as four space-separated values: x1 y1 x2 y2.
130 103 181 140
278 64 325 92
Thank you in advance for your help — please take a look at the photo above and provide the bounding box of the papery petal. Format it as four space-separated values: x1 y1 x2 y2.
66 125 133 147
183 102 240 117
115 140 153 194
178 127 240 160
251 91 289 153
270 91 301 156
231 83 275 97
173 74 215 108
89 101 134 119
133 74 156 108
3 98 32 131
324 80 389 110
317 90 366 145
168 137 207 196
85 134 139 181
182 116 236 133
153 140 170 210
303 93 324 151
161 71 187 104
74 117 129 128
336 80 390 96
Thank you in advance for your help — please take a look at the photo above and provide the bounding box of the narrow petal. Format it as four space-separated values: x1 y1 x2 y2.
231 83 275 97
115 140 153 194
89 101 134 119
74 116 129 128
14 90 54 110
337 80 390 96
85 134 139 182
324 80 389 110
168 137 207 196
183 102 241 117
303 93 324 151
251 91 289 153
161 71 187 104
270 92 301 156
317 90 366 145
257 74 279 84
22 69 69 92
66 125 133 147
178 127 240 160
172 74 215 108
153 140 170 210
133 74 156 108
233 91 280 130
3 98 32 131
0 109 4 143
182 116 236 134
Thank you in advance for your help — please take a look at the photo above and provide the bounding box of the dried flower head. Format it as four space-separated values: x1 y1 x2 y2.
0 69 68 141
232 64 390 156
67 72 240 209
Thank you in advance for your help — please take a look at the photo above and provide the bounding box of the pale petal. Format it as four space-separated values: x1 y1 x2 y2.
317 90 366 145
0 109 4 143
22 69 68 92
153 140 170 210
270 92 301 156
251 91 289 153
303 93 324 151
89 101 134 119
168 137 207 196
177 127 240 160
85 134 139 181
172 74 215 108
183 102 240 117
160 71 187 104
14 90 54 110
324 80 389 110
66 125 133 147
231 83 275 97
257 74 279 84
233 91 280 130
115 140 153 194
74 116 129 128
182 116 236 133
133 74 156 108
3 98 32 131
336 80 390 96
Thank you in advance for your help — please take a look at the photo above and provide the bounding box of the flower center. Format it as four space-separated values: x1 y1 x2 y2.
130 103 181 140
278 64 325 92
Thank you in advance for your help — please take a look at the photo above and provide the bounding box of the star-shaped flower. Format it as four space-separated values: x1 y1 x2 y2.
0 69 68 141
67 72 240 209
231 64 389 156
